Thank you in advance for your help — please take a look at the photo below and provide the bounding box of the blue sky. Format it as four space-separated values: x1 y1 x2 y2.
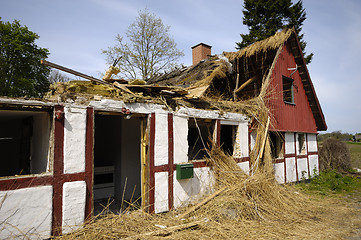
1 0 361 134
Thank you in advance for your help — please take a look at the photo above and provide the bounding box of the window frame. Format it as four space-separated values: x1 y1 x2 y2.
282 76 295 105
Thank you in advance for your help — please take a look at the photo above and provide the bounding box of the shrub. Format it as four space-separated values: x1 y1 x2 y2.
319 138 351 172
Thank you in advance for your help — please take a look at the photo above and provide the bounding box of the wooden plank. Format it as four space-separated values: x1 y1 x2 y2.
123 220 202 239
178 186 228 219
113 82 136 95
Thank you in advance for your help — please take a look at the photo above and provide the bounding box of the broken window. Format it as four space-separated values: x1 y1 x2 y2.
283 76 294 104
297 133 306 155
220 124 237 156
188 119 215 160
0 110 51 177
269 132 284 159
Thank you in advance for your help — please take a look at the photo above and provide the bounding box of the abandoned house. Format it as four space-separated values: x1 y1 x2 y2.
0 28 326 239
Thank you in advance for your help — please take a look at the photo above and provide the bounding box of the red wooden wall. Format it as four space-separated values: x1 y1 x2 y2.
268 42 318 133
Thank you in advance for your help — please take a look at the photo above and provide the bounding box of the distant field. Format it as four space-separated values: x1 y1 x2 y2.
346 142 361 169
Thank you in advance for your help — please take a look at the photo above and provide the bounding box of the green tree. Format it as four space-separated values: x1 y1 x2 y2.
103 9 184 80
0 19 50 97
236 0 313 64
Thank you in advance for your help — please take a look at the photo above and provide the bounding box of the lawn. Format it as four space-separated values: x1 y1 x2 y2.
346 142 361 169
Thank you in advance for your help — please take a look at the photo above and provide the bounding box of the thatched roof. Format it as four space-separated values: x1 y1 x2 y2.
147 28 327 131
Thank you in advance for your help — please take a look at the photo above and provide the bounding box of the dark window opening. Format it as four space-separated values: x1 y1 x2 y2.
188 119 215 160
0 110 51 178
220 124 237 156
283 76 294 104
269 132 284 159
298 133 306 155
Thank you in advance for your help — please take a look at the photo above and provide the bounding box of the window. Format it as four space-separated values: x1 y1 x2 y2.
220 124 237 156
0 110 51 177
269 132 284 159
283 76 294 104
297 133 306 155
188 119 215 160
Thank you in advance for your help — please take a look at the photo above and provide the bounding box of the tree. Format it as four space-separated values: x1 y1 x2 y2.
48 69 71 83
0 18 50 97
236 0 313 64
102 9 184 80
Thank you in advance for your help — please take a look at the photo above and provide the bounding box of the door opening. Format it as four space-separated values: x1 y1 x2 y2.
93 113 143 214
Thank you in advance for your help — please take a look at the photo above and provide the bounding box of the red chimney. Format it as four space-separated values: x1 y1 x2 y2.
192 43 212 65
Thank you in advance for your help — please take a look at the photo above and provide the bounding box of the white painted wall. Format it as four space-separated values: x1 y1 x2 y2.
309 155 319 176
64 107 86 174
234 122 249 158
307 134 318 152
238 162 250 175
297 158 309 180
285 157 297 182
62 181 86 234
0 186 52 239
250 131 257 150
285 132 295 154
273 163 285 184
31 112 51 173
154 172 168 213
154 113 168 166
173 116 188 164
173 167 214 209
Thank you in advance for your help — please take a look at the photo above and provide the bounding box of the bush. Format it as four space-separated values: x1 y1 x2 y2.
319 139 351 172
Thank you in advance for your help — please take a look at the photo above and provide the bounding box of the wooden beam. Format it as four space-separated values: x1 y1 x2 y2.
234 77 255 94
41 60 109 85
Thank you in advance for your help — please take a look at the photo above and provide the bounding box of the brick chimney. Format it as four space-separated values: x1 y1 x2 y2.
192 43 212 65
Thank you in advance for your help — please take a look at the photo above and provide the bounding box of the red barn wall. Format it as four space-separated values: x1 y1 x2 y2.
268 42 318 133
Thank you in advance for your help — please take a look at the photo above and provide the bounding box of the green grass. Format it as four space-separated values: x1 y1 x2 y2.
297 170 361 196
346 142 361 169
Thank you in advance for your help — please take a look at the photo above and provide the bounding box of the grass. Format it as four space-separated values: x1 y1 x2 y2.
346 142 361 169
297 170 361 196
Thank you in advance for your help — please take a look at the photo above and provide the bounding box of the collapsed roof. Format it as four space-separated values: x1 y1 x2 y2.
45 28 326 131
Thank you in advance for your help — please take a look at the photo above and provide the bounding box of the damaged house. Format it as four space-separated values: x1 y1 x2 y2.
0 29 326 239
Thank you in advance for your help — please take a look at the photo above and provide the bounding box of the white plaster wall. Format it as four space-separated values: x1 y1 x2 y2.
0 186 52 239
154 171 169 213
250 131 257 150
173 167 214 209
154 113 168 166
273 163 285 184
297 158 309 180
238 161 250 175
309 155 319 176
173 116 188 164
285 132 295 154
307 133 318 152
64 107 86 174
31 112 51 173
62 181 86 234
285 157 297 182
234 122 249 158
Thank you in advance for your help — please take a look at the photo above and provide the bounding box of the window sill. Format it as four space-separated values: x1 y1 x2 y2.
284 101 296 106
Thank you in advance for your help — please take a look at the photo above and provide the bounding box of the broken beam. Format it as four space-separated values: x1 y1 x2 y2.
235 77 255 94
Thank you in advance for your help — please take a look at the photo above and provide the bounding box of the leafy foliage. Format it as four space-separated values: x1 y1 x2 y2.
0 19 50 97
237 0 313 64
103 9 184 80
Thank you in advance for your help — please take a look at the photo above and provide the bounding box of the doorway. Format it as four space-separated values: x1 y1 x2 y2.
93 113 143 214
